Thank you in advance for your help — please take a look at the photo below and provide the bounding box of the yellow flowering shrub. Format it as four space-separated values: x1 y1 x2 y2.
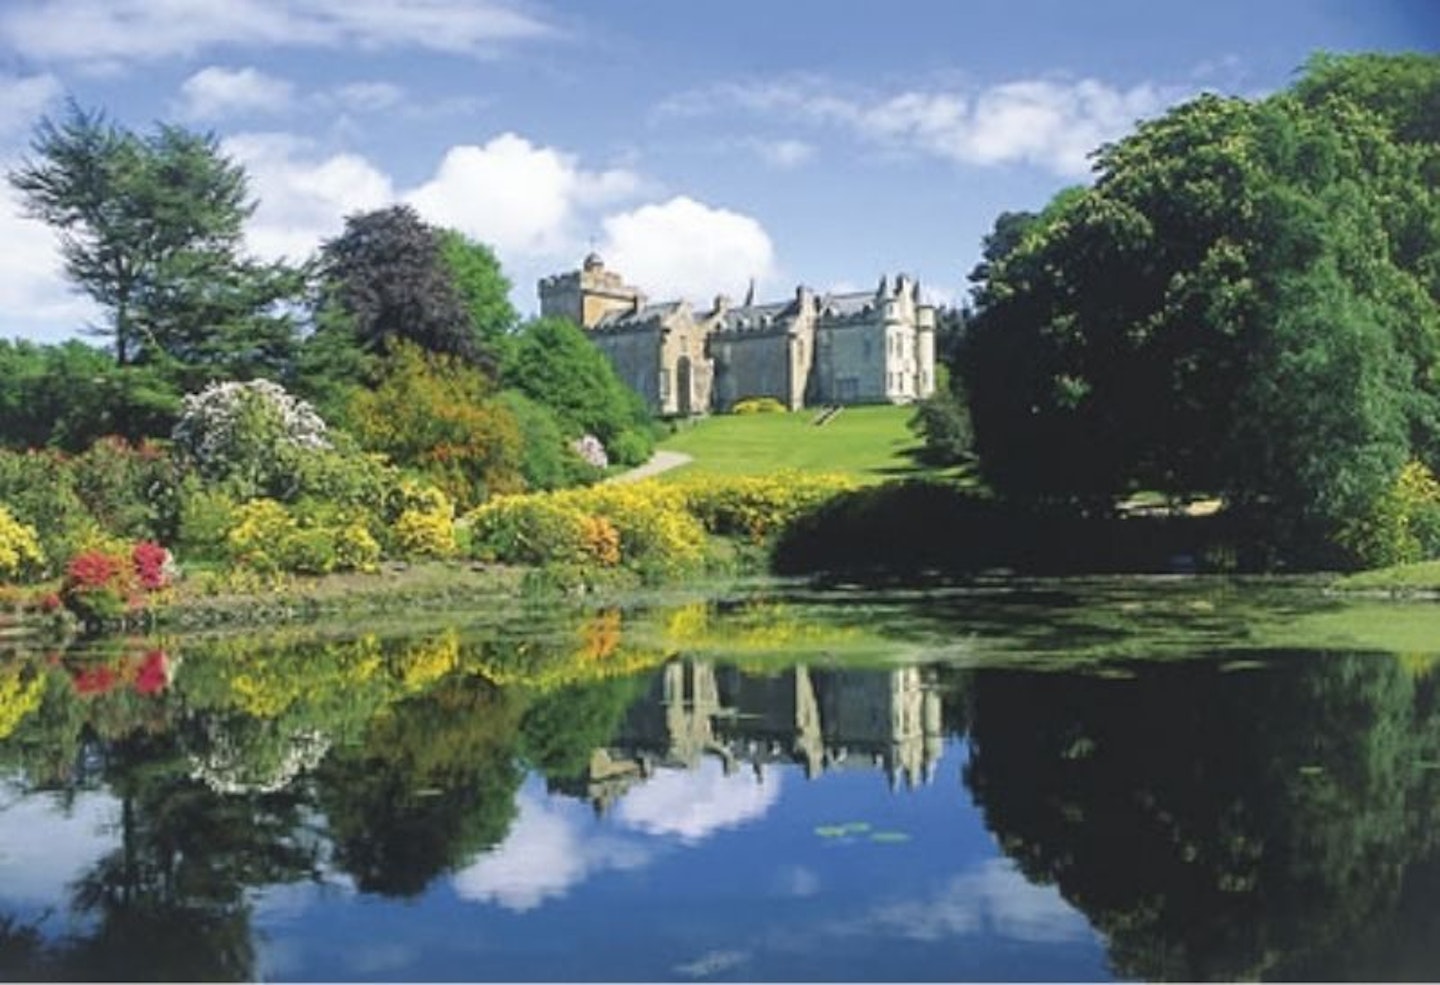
676 472 859 542
0 505 44 582
334 521 382 573
393 629 460 691
226 498 384 574
225 498 297 573
394 508 457 558
467 473 854 571
559 482 705 571
0 665 44 739
1339 459 1440 566
388 480 457 558
467 495 619 567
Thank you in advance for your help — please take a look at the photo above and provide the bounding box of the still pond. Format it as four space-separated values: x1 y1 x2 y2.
1 577 1438 981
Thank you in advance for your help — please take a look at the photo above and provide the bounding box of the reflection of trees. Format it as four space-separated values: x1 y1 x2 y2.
0 730 321 982
965 653 1440 981
518 676 647 781
315 674 527 897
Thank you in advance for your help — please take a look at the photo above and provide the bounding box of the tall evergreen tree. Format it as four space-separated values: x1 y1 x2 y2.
9 101 300 376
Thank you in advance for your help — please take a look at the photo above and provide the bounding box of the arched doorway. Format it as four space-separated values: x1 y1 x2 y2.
676 356 693 416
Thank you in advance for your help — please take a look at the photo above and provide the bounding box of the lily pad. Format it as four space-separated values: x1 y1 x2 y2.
869 831 911 844
814 821 873 839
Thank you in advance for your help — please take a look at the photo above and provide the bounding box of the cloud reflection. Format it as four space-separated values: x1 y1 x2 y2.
864 858 1089 943
615 758 782 843
452 791 650 912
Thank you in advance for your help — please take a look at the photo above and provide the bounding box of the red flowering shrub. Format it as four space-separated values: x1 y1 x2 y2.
133 650 169 694
68 649 172 698
61 548 137 624
72 664 119 696
131 541 171 590
61 541 173 625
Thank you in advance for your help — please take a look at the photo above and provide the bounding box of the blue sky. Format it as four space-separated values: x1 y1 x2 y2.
0 0 1433 344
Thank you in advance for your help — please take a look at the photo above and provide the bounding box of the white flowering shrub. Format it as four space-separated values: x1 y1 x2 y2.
572 433 609 470
188 721 332 796
172 380 331 499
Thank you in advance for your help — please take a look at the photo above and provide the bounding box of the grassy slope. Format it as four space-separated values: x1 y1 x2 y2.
656 404 967 483
1333 560 1440 594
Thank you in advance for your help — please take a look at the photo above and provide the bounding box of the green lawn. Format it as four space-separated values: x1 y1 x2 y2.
657 404 968 482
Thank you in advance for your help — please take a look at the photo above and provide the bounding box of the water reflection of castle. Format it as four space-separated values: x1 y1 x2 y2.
558 661 945 813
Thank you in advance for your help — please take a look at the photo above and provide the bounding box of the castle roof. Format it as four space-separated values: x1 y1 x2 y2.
817 291 877 319
592 300 686 330
715 299 797 332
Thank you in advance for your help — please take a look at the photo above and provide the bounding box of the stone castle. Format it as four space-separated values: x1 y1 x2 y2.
538 254 938 415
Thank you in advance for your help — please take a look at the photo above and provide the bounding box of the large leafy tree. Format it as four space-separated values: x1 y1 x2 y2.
961 53 1440 549
315 205 495 369
437 228 518 359
505 316 656 466
9 102 300 378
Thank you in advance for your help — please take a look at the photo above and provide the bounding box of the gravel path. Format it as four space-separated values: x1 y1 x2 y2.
603 449 694 484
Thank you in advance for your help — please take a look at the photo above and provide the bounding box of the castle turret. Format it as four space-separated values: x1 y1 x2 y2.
538 253 646 329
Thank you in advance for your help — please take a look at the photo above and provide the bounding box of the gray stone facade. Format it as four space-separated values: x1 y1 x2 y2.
537 255 937 415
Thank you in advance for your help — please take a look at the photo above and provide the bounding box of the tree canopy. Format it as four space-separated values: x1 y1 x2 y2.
315 205 499 370
8 102 301 378
960 52 1440 556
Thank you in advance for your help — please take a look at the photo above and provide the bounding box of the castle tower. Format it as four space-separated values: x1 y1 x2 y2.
537 253 646 329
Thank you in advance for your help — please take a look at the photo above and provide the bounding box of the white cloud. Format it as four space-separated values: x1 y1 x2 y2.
177 66 295 120
773 864 821 898
1 119 777 337
452 790 650 912
614 758 782 843
331 81 406 113
406 133 640 259
222 132 395 261
0 73 61 138
599 196 777 307
749 138 814 170
662 75 1189 178
0 0 555 65
0 181 100 341
863 858 1091 944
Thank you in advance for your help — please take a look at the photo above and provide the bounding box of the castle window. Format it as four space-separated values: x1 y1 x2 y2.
659 370 671 402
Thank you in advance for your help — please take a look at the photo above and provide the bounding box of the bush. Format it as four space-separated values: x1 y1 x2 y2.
334 521 382 573
387 481 457 558
225 497 383 574
60 543 170 624
606 427 654 468
348 342 524 509
907 388 973 466
469 481 703 575
0 449 94 574
505 315 656 449
0 505 44 582
676 472 858 542
172 379 331 500
177 478 239 562
495 389 598 491
467 496 619 567
71 437 182 543
1338 460 1440 567
225 499 298 573
731 397 787 415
